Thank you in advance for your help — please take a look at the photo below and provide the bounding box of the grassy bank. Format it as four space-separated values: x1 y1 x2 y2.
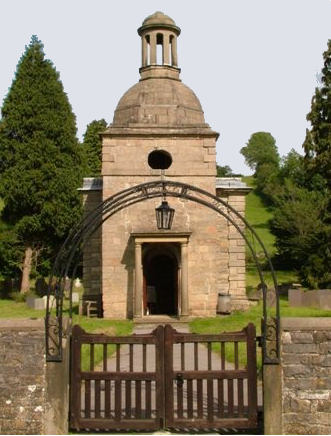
243 176 298 289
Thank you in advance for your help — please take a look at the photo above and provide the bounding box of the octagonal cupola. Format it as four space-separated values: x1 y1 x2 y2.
138 11 181 81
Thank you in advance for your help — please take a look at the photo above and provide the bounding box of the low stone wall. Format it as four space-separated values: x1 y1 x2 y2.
0 318 70 435
264 317 331 435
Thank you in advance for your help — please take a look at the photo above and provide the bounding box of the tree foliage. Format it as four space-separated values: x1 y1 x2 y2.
83 119 107 176
269 41 331 288
216 164 233 177
0 36 83 290
240 132 280 172
241 132 280 201
303 39 331 185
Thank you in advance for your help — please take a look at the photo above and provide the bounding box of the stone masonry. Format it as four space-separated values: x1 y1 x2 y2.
0 319 70 435
281 318 331 435
81 12 251 319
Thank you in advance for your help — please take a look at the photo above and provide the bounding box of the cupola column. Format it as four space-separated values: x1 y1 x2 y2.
163 33 170 65
171 35 178 67
150 32 157 65
142 35 148 67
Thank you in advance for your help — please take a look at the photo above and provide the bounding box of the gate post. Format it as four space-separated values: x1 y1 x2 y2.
70 325 83 431
246 323 258 427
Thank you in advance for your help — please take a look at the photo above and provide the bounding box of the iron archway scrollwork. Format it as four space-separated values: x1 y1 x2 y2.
45 180 280 364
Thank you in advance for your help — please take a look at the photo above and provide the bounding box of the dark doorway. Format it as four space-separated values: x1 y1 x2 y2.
143 253 177 315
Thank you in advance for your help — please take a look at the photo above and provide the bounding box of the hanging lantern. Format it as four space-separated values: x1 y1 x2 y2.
155 200 175 230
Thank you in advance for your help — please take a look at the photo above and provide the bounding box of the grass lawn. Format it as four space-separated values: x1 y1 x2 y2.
189 300 331 371
242 176 275 257
242 175 299 289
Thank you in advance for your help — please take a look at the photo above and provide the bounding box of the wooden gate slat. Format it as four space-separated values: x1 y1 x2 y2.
177 380 183 418
135 380 142 418
145 380 152 418
125 380 131 418
187 379 193 418
221 342 225 370
115 380 121 421
228 379 234 416
85 379 91 418
90 344 94 371
104 380 111 418
218 378 224 417
95 379 101 418
238 378 244 417
125 343 133 418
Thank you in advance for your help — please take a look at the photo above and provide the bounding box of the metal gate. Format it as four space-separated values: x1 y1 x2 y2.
70 323 257 432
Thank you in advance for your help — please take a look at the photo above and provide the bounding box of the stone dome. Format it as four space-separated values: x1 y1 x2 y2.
142 11 176 27
113 78 206 127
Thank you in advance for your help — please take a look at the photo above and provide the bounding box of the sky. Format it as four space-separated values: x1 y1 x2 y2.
0 0 330 175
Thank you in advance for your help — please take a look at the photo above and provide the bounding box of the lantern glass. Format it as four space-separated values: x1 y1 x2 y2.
155 200 175 230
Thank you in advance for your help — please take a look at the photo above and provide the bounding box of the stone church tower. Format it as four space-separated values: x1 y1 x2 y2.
81 12 251 319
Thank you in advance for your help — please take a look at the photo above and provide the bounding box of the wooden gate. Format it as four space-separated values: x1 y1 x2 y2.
70 323 257 432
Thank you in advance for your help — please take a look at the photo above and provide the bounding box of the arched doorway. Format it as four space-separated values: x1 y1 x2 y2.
143 245 178 316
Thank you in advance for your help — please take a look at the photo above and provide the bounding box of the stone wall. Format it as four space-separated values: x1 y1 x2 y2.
281 318 331 434
0 319 70 435
82 188 102 295
217 190 250 311
264 317 331 435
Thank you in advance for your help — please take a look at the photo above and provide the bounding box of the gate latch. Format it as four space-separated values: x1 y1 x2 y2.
176 373 184 387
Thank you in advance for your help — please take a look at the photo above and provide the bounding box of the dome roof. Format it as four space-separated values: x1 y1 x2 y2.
112 78 206 127
142 11 176 27
138 11 180 36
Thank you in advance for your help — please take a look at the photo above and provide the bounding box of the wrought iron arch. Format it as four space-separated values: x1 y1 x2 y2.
45 180 279 364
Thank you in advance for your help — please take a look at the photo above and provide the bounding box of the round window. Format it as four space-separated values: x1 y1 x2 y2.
148 150 172 170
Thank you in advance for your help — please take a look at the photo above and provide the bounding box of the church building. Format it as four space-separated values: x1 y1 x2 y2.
80 12 251 319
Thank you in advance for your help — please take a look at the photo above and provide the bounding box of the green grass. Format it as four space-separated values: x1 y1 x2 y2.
0 298 45 318
242 176 299 289
246 266 298 289
190 300 331 371
242 176 275 256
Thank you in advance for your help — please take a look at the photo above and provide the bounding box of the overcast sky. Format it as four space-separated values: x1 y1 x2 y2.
1 0 330 174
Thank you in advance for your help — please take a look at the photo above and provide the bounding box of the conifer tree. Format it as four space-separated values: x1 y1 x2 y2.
303 39 331 185
0 36 83 292
83 119 107 176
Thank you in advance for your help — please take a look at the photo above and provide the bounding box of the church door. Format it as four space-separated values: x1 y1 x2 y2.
143 253 178 315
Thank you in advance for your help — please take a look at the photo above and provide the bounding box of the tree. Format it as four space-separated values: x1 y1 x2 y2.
270 41 331 288
0 36 83 292
300 39 331 288
216 164 233 177
83 119 107 176
303 39 331 186
240 132 280 173
241 132 280 200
